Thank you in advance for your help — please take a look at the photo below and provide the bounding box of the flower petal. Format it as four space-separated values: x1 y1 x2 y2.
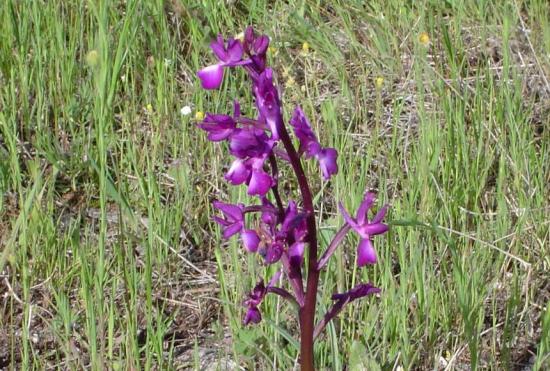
338 202 359 230
223 222 243 239
243 307 262 325
197 64 224 90
356 192 376 225
226 38 244 62
361 223 388 237
225 159 250 185
210 35 227 61
372 204 389 224
317 147 338 180
242 229 260 252
213 201 243 222
357 238 377 266
247 169 273 196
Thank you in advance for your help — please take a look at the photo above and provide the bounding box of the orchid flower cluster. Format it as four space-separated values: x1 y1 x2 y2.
196 27 389 370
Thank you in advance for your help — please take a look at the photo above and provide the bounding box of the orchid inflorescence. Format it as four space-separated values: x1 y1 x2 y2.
196 26 389 370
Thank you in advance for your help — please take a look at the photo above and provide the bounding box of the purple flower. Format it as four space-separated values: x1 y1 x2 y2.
229 129 271 159
243 271 281 325
212 201 260 252
198 113 236 141
243 26 269 73
198 101 240 141
225 128 275 196
338 192 388 267
197 36 248 90
253 69 281 140
289 107 338 180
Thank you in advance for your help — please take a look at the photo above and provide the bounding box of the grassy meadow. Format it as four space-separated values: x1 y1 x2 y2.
0 0 549 369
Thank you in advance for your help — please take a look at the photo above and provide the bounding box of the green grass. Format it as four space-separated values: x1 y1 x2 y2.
1 0 549 369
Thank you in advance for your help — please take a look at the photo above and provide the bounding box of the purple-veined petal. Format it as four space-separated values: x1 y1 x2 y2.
254 35 269 54
223 222 244 239
357 238 377 266
226 38 244 62
356 192 376 225
247 169 273 196
229 129 270 159
338 202 359 230
208 128 234 141
243 307 261 325
241 229 260 252
197 64 224 90
225 159 250 185
262 241 283 264
317 147 338 180
360 222 389 237
372 204 389 224
212 216 230 227
210 35 227 61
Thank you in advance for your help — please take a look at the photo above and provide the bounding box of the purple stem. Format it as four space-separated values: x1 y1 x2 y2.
268 153 285 220
317 224 351 270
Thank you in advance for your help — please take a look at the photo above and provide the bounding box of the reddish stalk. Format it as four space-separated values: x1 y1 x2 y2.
275 113 318 371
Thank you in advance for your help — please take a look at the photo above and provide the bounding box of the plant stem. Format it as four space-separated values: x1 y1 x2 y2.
276 113 318 371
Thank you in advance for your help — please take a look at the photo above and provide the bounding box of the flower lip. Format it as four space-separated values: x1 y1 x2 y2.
197 64 224 90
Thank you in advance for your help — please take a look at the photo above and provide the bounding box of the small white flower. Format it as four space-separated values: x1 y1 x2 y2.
180 106 192 116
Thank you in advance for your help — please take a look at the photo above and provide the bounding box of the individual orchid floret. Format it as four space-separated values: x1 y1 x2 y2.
289 106 338 180
243 271 288 325
212 201 260 252
243 26 270 73
338 192 389 267
253 69 282 140
198 101 241 141
198 113 237 141
197 35 249 90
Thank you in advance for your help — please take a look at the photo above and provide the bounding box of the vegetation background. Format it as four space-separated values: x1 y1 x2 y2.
0 0 548 369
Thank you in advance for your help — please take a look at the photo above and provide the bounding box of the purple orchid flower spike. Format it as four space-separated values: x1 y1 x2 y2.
196 27 392 370
290 106 338 180
212 201 260 252
338 192 389 267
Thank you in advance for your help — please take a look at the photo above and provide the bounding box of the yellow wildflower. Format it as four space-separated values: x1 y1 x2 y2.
419 32 430 46
375 76 384 89
195 111 205 121
302 42 310 54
